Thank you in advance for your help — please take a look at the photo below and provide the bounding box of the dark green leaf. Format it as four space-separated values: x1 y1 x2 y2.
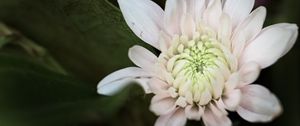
0 53 135 126
0 0 145 83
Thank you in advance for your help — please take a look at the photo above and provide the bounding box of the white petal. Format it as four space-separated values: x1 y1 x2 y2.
209 103 227 117
148 78 169 94
223 0 255 27
203 0 222 31
164 0 186 35
118 0 163 49
222 89 242 111
237 84 282 122
186 0 206 24
237 7 267 44
231 7 267 57
97 67 152 95
159 31 172 52
199 88 212 105
128 45 157 71
184 105 204 120
218 13 232 49
275 23 299 57
240 23 298 68
210 69 225 99
150 93 176 115
224 72 239 93
239 62 261 86
155 109 187 126
202 104 232 126
180 13 196 37
237 107 273 123
185 0 196 18
215 99 228 114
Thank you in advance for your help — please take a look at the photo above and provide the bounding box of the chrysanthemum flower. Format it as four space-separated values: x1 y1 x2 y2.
97 0 298 125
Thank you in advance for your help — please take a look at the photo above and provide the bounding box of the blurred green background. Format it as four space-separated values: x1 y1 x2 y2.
0 0 299 126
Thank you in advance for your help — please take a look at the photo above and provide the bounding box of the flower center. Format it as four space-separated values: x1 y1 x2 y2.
158 31 237 107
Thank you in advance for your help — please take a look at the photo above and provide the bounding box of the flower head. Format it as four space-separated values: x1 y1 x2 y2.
97 0 298 126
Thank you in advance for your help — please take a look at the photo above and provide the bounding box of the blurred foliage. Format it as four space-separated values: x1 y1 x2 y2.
0 0 298 126
0 0 144 83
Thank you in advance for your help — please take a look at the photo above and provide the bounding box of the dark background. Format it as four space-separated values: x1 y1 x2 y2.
0 0 299 126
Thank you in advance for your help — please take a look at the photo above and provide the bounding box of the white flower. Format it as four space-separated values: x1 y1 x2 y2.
97 0 298 126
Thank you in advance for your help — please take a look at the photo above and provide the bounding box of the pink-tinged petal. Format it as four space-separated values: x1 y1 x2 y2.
218 13 232 49
148 78 169 94
237 84 282 122
275 23 299 57
184 105 204 120
202 104 232 126
180 13 196 37
239 7 267 44
128 45 158 71
210 69 225 99
118 0 163 49
155 111 174 126
223 0 255 28
222 89 242 111
155 109 187 126
240 23 298 68
209 103 227 117
199 88 212 105
185 0 196 18
231 7 267 57
195 0 206 23
97 67 152 95
237 107 273 123
159 31 172 52
224 72 239 93
164 0 186 35
150 93 176 115
186 0 206 24
203 0 222 31
215 99 228 114
239 62 261 87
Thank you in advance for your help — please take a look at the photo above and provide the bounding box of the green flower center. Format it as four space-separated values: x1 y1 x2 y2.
158 32 236 106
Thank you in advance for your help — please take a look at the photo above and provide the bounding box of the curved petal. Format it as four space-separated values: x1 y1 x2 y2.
185 0 206 24
148 78 169 94
118 0 163 49
159 31 172 52
209 103 227 117
237 84 282 122
210 69 225 99
218 13 232 49
194 0 206 24
180 13 196 37
231 7 267 57
164 0 186 35
202 104 232 126
240 23 298 68
199 88 212 105
203 0 222 31
150 93 176 115
184 105 204 120
222 89 242 111
223 0 255 28
239 62 261 87
97 67 152 95
224 72 239 93
128 45 158 71
155 109 187 126
275 23 299 57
